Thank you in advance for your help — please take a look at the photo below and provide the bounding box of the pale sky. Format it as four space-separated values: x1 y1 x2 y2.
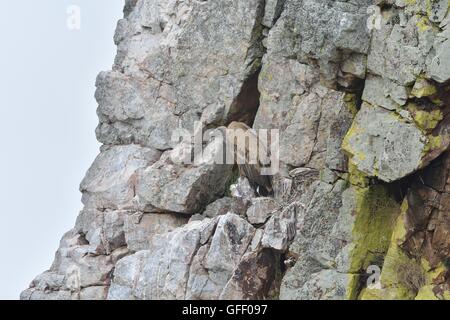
0 0 123 299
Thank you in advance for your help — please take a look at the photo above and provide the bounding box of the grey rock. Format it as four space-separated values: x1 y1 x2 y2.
136 147 233 214
204 214 255 280
124 212 189 251
341 53 367 79
278 0 373 85
75 209 126 254
280 180 348 299
80 286 109 300
246 197 280 225
186 214 256 300
103 0 267 149
426 0 449 23
257 67 352 169
109 220 211 300
367 13 436 85
428 18 450 83
262 0 286 27
109 213 257 300
281 181 400 300
22 231 115 300
27 272 65 292
291 270 351 300
230 177 256 202
343 103 427 182
202 197 247 218
261 203 297 252
362 75 408 111
80 145 161 210
220 249 278 300
23 0 450 302
20 289 76 301
255 48 352 170
188 214 206 223
107 250 146 300
95 71 178 150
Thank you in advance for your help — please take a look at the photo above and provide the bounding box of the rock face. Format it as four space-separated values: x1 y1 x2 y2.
23 0 450 300
342 103 427 182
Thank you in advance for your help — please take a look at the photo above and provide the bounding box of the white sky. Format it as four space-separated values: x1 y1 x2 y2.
0 0 123 299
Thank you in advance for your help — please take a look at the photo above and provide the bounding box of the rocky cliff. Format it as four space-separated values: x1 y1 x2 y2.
22 0 450 300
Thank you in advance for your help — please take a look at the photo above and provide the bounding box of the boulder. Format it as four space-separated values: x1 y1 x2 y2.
80 145 161 210
261 203 297 252
342 103 427 182
202 197 247 219
136 147 233 214
246 197 280 225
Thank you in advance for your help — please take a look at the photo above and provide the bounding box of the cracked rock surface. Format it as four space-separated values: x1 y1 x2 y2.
23 0 450 300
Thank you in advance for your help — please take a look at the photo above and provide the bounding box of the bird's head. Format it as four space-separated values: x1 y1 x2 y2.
228 121 251 131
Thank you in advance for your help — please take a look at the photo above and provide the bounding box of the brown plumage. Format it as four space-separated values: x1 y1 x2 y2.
227 121 273 196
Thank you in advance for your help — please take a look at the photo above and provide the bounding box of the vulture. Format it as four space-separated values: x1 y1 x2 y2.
227 121 273 196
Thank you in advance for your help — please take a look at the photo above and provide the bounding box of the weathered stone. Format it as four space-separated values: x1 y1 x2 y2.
80 286 109 300
109 219 213 300
186 214 256 300
75 209 126 254
262 0 286 27
22 231 115 300
109 214 256 300
367 13 436 85
95 71 178 150
256 60 352 169
220 249 278 300
246 197 280 225
362 75 408 110
23 0 450 302
293 270 354 300
428 17 450 83
202 197 247 218
342 103 427 182
80 145 161 210
341 53 367 79
51 239 115 291
281 181 348 299
410 78 438 98
20 289 76 301
281 181 400 300
204 214 255 279
124 212 189 251
230 177 256 202
136 147 233 214
261 204 296 252
274 0 373 85
426 0 450 23
102 0 267 150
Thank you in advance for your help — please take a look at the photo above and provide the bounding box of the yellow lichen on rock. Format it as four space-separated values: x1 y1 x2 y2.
410 78 438 98
341 120 366 180
347 185 400 298
423 135 444 155
416 15 433 32
344 93 359 118
361 197 450 300
347 162 369 188
360 202 420 300
415 286 439 300
407 102 443 131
